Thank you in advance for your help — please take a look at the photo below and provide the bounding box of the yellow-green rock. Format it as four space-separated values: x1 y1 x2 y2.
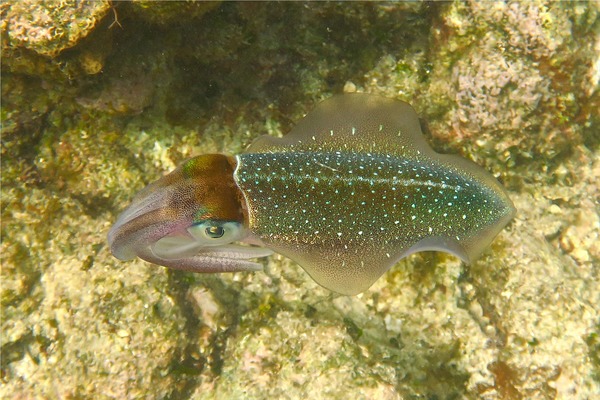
1 2 598 399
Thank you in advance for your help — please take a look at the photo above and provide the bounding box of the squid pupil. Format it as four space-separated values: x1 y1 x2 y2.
206 226 225 239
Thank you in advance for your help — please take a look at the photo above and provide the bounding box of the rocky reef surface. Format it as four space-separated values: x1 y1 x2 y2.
1 1 598 399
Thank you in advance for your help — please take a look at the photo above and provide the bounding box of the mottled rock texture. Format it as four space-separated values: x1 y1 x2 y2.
2 1 598 399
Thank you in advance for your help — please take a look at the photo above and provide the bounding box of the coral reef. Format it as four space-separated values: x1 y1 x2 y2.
1 0 110 57
1 1 598 399
1 0 112 79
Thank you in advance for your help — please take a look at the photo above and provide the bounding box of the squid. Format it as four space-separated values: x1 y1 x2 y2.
108 94 515 295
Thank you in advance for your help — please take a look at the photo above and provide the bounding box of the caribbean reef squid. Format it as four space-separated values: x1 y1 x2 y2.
108 94 516 295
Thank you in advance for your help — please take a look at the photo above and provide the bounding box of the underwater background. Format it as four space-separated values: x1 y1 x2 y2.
1 1 598 399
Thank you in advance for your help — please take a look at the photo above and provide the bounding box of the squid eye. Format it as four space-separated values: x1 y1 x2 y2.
187 221 243 246
205 226 225 238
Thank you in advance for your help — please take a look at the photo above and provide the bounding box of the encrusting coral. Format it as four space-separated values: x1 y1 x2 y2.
1 2 598 399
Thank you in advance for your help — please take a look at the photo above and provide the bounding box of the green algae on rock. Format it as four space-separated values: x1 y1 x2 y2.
1 1 599 399
129 0 220 26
